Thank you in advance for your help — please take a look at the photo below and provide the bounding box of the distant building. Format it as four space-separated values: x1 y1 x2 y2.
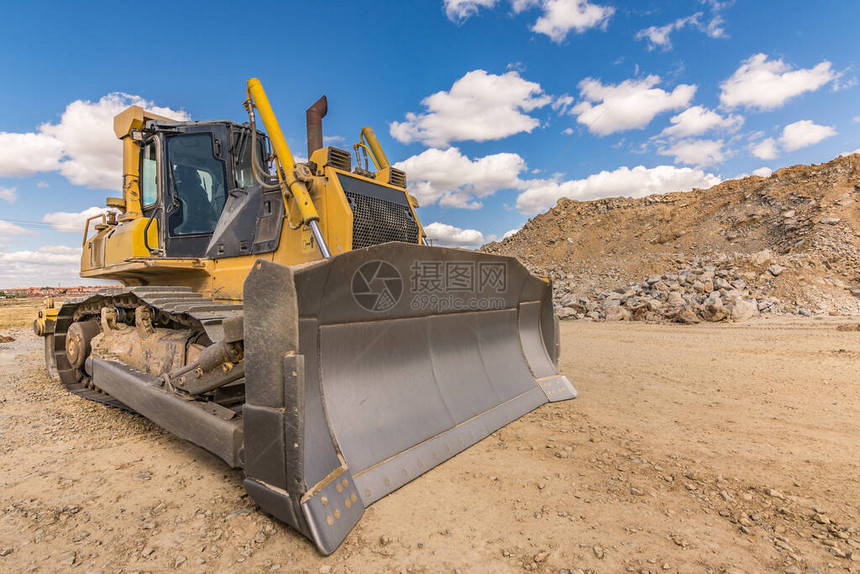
2 285 115 298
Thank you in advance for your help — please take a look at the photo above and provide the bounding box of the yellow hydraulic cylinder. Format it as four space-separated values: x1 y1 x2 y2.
360 126 390 171
246 78 320 225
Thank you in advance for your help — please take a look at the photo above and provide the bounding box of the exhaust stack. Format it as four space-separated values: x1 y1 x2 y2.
306 96 328 158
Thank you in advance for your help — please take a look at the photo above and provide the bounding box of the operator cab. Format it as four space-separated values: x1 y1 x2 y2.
139 121 284 258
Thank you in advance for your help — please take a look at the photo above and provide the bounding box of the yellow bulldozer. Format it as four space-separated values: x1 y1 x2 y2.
33 78 576 554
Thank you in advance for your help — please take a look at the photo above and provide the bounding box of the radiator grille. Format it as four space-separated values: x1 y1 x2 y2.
345 191 420 249
328 147 352 171
388 168 407 189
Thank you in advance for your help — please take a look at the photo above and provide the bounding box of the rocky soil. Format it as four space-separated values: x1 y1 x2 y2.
484 154 860 322
2 304 860 573
2 156 860 572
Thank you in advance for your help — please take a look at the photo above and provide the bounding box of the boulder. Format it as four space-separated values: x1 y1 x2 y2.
556 307 577 320
723 289 743 303
666 292 685 307
604 306 630 321
701 303 728 322
672 307 701 324
729 299 758 321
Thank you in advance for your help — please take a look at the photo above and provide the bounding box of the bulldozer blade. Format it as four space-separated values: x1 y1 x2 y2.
242 243 576 554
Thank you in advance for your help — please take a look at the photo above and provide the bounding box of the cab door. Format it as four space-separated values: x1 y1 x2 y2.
139 137 163 254
160 127 230 257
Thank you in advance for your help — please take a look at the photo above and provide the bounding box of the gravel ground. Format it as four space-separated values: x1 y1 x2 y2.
1 314 859 573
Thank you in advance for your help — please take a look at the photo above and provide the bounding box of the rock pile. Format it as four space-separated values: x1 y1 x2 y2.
554 257 791 323
483 154 860 322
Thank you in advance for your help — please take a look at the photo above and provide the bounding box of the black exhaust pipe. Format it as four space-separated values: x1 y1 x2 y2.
306 96 328 159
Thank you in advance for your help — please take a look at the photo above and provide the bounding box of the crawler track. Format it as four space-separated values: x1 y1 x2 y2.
48 286 244 409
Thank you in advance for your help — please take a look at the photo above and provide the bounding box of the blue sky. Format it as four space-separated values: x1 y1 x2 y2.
0 0 857 287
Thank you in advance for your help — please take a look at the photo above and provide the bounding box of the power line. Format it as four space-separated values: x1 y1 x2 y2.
0 218 80 232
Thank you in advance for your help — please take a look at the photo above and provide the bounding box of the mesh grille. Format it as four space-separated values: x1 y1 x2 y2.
345 191 420 249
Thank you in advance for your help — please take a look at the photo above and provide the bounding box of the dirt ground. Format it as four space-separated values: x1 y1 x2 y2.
1 300 859 573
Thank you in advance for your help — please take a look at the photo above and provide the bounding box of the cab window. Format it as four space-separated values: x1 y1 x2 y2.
140 142 158 207
167 133 228 236
234 130 268 189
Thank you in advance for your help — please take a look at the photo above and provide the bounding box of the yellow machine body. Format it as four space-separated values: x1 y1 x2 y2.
38 79 574 555
81 87 424 300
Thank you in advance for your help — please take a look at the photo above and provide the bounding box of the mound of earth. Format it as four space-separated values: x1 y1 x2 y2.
483 154 860 321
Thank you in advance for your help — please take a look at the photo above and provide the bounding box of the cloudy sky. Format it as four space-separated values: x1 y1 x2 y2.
0 1 857 287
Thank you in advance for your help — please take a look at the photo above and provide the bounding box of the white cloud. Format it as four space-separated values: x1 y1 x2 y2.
635 23 675 51
0 93 188 190
562 127 575 135
323 135 344 144
0 133 64 177
36 181 49 189
503 228 520 239
516 164 721 215
699 0 731 38
651 106 740 167
0 220 34 236
635 13 701 51
424 222 486 248
443 0 498 22
753 167 773 177
390 70 551 146
780 120 837 152
660 105 743 139
719 54 838 110
394 147 526 209
751 137 779 160
0 186 17 204
0 244 81 265
511 0 540 12
42 206 113 233
636 0 730 49
840 149 860 157
530 0 615 42
572 75 696 135
749 120 837 160
552 94 574 114
0 245 93 288
704 13 726 38
660 139 726 167
451 0 613 42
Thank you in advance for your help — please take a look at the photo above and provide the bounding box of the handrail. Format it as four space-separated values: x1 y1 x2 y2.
143 207 164 256
82 213 107 248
